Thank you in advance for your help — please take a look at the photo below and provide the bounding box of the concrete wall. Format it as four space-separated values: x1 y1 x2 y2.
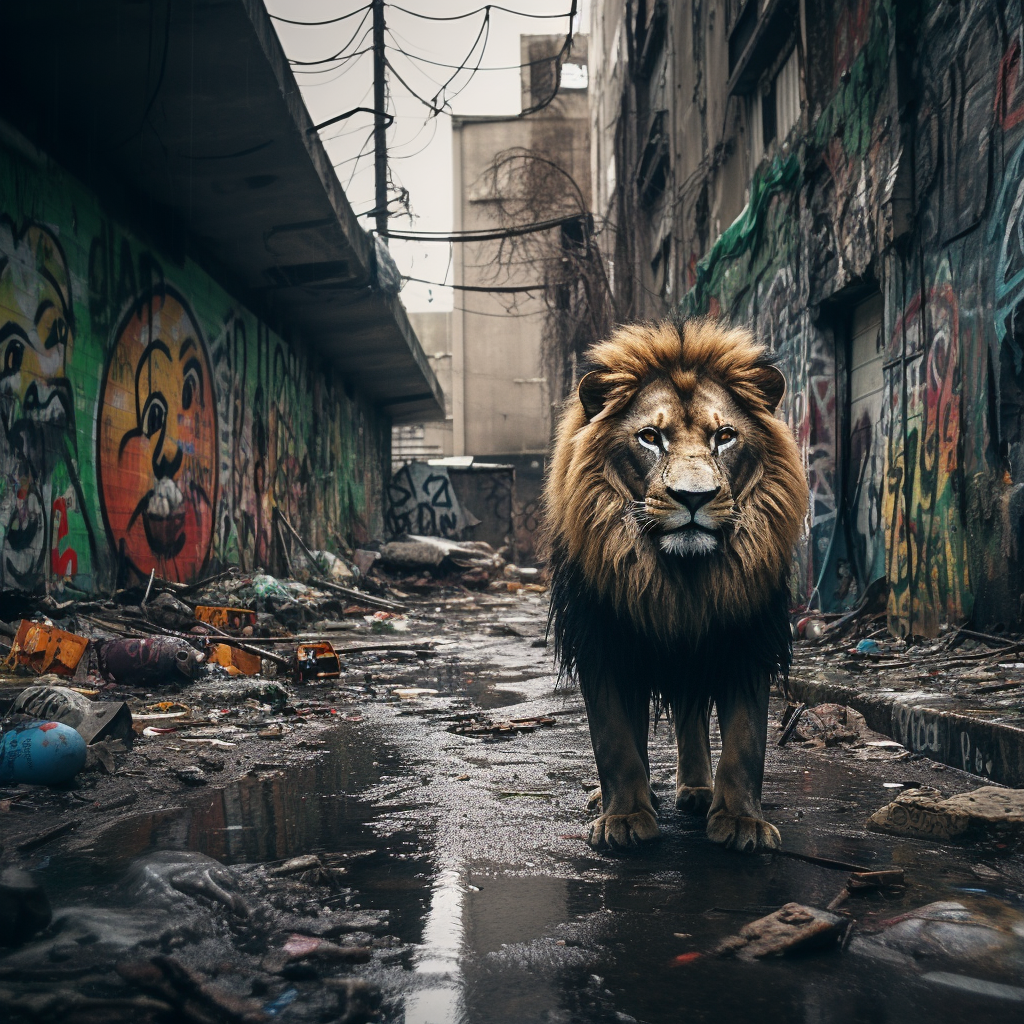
0 121 388 594
592 0 1024 635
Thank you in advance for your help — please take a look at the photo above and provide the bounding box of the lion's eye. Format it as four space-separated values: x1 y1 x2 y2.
715 426 737 449
637 427 660 449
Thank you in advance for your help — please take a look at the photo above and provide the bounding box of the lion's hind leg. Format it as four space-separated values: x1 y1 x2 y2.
673 698 713 816
581 672 660 852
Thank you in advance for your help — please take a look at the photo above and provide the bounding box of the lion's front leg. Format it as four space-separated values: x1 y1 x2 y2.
673 700 713 815
581 673 660 852
706 679 781 853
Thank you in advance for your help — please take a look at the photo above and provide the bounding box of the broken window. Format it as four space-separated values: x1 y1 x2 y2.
639 111 670 207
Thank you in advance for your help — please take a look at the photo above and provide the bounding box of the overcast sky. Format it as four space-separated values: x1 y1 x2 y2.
266 0 587 312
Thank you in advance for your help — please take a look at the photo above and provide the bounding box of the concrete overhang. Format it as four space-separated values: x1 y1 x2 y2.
0 0 443 424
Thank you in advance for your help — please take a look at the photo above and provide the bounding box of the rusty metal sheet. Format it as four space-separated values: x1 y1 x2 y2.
194 606 257 631
208 643 262 677
8 620 89 676
295 642 341 682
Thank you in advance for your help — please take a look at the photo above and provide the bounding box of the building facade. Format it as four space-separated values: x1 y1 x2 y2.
0 1 442 594
590 0 1024 635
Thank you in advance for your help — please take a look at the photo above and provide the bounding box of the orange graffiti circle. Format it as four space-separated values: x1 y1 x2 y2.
98 288 217 582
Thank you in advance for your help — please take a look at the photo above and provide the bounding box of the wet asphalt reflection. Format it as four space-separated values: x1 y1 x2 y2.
30 593 1024 1022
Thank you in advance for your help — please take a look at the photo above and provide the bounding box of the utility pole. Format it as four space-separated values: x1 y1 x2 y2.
372 0 388 243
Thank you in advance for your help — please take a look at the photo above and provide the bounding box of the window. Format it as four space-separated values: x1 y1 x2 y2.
749 46 801 172
560 62 589 90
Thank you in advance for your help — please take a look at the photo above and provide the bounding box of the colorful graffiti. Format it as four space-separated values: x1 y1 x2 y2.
97 287 218 581
0 133 388 593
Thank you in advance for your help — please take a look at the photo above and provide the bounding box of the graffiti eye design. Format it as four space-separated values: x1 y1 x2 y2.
3 339 23 375
714 426 738 451
47 318 68 350
142 394 168 438
182 364 202 411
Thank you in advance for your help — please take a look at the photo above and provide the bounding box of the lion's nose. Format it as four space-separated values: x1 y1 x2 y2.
666 485 720 512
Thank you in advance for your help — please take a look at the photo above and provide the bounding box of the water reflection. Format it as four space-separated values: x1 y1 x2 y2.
405 868 467 1024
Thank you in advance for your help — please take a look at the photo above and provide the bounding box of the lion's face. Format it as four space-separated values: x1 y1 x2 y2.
610 376 763 558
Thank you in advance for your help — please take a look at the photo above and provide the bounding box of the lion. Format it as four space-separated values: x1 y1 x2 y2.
544 318 807 854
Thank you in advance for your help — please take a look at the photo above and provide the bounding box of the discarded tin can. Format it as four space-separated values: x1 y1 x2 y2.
13 684 134 746
208 643 262 677
0 721 87 784
8 620 88 676
295 642 341 683
195 606 257 631
95 637 204 686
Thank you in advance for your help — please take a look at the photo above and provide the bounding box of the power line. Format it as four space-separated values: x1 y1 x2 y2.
402 275 544 293
379 215 580 242
389 4 573 21
271 4 371 26
386 38 573 72
288 7 373 65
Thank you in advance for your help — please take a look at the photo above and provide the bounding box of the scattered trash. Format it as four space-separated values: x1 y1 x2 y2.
851 901 1024 975
95 636 205 686
448 714 556 736
194 605 258 631
867 785 1024 841
0 721 88 784
393 687 439 699
207 642 262 676
6 620 88 676
856 638 881 654
295 641 342 682
144 591 198 631
715 903 850 959
12 681 134 745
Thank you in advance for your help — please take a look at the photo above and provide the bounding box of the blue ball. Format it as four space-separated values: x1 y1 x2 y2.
0 721 87 785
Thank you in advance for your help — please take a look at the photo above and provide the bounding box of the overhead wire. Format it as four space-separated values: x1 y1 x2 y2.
288 7 373 65
388 4 573 21
271 3 371 26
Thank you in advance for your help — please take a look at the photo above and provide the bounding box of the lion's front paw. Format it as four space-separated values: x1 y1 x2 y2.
706 811 781 853
587 810 660 852
675 785 713 816
586 787 603 812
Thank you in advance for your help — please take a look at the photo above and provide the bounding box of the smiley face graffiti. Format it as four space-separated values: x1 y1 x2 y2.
0 219 77 588
98 287 217 582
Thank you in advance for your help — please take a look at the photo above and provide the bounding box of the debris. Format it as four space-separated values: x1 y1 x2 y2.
0 867 52 946
714 903 849 959
144 591 197 631
0 721 88 784
208 643 262 676
791 703 865 746
173 766 207 787
295 642 341 682
448 714 556 736
776 702 807 746
195 605 258 631
393 687 439 699
856 639 881 654
6 620 88 676
12 681 134 745
852 901 1024 974
93 791 138 812
352 549 380 575
867 786 1024 841
95 636 205 686
310 549 355 582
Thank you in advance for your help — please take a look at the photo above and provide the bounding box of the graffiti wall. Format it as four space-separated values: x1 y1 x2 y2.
675 0 1024 635
0 130 387 593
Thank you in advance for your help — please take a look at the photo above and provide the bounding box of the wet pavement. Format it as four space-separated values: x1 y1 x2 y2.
4 588 1024 1022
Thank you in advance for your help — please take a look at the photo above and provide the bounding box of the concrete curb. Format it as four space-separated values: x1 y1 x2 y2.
787 677 1024 789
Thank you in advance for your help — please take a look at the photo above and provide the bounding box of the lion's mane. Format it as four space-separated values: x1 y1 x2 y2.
544 319 808 706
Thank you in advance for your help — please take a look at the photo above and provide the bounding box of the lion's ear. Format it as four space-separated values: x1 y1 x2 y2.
751 363 787 412
578 371 611 421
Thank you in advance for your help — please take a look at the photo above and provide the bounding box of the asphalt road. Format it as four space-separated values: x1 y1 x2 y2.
11 588 1024 1023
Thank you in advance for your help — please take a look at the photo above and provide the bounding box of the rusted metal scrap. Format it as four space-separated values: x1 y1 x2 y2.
194 605 257 632
6 620 89 676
